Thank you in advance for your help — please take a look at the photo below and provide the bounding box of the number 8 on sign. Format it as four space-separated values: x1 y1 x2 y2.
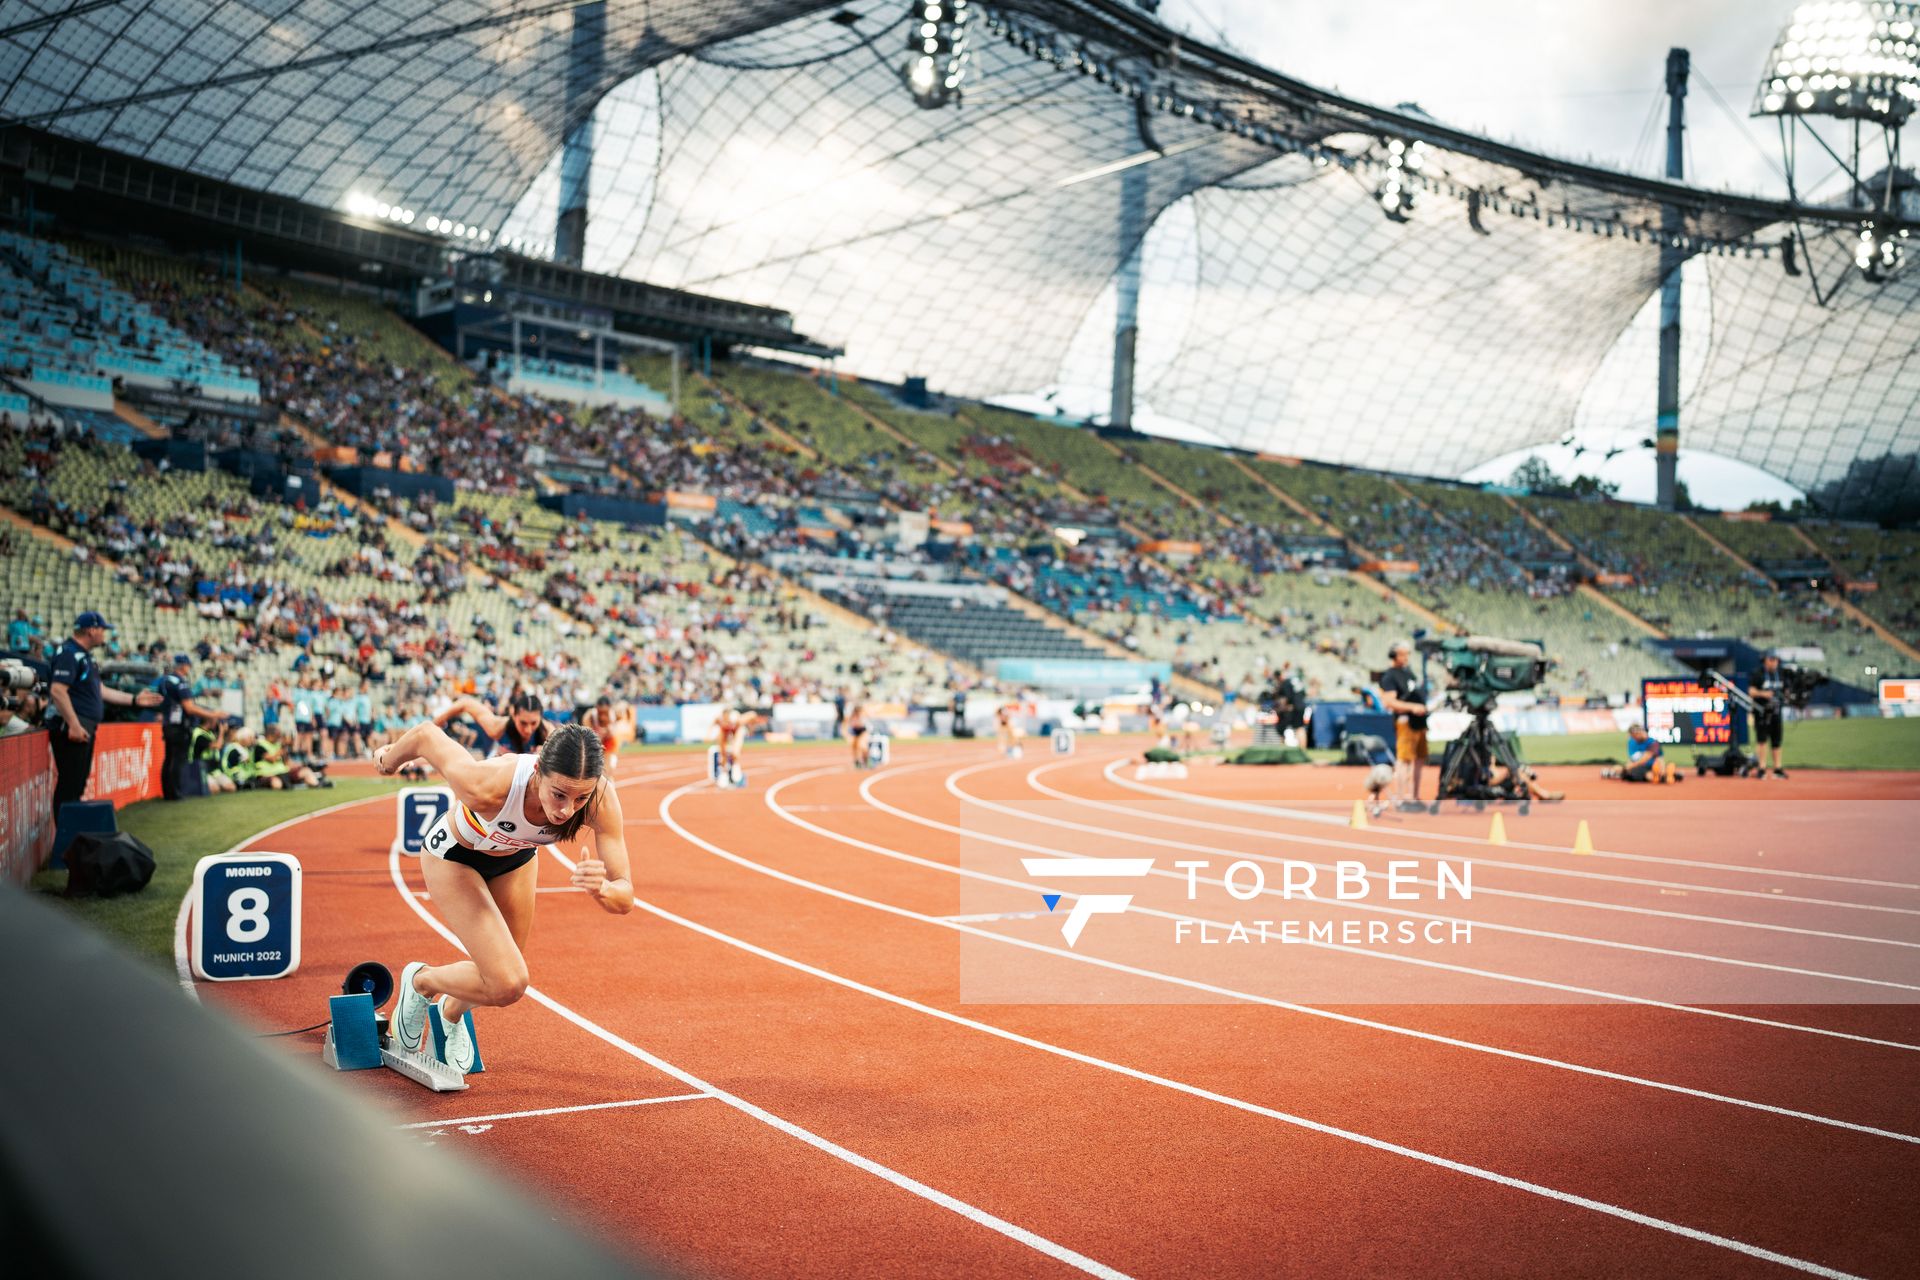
227 888 272 943
190 853 302 982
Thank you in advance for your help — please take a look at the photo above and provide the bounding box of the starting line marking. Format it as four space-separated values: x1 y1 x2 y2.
395 1093 713 1130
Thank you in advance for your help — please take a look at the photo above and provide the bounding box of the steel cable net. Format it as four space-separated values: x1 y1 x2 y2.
10 0 1920 493
1138 165 1668 476
1684 232 1920 497
617 13 1273 394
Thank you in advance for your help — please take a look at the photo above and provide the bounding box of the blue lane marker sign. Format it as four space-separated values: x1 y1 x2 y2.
190 853 302 982
393 786 453 856
1042 893 1062 912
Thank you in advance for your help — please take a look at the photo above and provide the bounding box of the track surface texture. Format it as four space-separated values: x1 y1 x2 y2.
192 743 1920 1279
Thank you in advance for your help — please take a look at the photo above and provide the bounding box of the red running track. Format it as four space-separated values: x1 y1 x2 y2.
190 742 1920 1278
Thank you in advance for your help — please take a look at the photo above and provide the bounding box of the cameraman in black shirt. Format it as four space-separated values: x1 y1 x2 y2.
1376 642 1430 810
1749 653 1788 780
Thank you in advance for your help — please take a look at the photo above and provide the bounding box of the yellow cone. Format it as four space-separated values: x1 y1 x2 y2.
1488 812 1507 846
1572 819 1594 855
1350 799 1369 830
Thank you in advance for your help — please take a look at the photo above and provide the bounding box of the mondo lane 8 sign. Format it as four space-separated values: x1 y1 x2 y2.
190 853 302 982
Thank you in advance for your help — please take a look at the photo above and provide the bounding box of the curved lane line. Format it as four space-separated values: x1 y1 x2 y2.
745 764 1920 1134
640 776 1869 1279
1022 758 1920 921
1101 759 1920 893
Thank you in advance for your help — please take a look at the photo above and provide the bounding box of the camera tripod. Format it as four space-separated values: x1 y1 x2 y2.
1431 707 1533 815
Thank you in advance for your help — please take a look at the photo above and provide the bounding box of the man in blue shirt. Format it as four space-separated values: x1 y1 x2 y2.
6 609 39 653
48 611 162 810
1604 723 1676 784
155 654 227 801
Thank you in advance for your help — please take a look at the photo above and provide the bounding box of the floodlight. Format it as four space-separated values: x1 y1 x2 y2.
1753 0 1920 125
902 0 969 108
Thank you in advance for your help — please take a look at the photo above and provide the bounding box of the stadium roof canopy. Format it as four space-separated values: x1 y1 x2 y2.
5 0 1918 497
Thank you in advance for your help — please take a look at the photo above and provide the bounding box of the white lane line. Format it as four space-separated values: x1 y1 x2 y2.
837 762 1920 1046
1024 760 1920 922
875 764 1920 996
1101 758 1920 892
939 911 1051 923
649 779 1870 1279
388 845 1130 1280
753 766 1920 1133
395 1094 713 1129
968 765 1920 951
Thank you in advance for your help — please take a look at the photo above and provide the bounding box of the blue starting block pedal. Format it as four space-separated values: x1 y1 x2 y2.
707 746 746 789
1052 728 1075 755
865 734 890 768
321 989 483 1093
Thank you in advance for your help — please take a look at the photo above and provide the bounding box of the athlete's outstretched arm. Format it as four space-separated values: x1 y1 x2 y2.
574 783 634 915
435 695 508 739
375 721 487 795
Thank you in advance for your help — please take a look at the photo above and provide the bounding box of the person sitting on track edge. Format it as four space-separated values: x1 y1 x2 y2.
1601 722 1679 784
373 721 633 1071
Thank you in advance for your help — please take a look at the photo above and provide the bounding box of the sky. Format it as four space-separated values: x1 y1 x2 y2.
1125 0 1824 508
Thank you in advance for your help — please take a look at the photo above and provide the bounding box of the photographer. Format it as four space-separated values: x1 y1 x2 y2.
1377 642 1430 810
155 654 229 801
1749 653 1788 780
47 611 162 810
0 690 42 738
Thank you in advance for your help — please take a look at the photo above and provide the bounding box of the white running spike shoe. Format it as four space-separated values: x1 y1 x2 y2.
438 999 476 1073
394 961 430 1053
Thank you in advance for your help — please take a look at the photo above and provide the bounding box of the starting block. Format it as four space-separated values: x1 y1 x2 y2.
866 734 890 767
1135 761 1189 780
1052 728 1075 755
321 967 483 1093
708 746 746 789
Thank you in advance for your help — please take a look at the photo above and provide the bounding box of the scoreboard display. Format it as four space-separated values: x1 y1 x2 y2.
1642 677 1748 746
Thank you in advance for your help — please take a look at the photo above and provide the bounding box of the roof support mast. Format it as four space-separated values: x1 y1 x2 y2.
555 1 606 268
1656 47 1688 512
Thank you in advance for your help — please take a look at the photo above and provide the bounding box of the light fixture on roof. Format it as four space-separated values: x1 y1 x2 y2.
1374 137 1426 222
1753 0 1920 125
902 0 969 109
1754 3 1920 292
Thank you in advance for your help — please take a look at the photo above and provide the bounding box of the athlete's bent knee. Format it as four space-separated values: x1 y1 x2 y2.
482 964 530 1006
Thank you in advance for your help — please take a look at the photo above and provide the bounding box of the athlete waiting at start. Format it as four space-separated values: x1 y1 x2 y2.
435 690 550 757
373 722 632 1071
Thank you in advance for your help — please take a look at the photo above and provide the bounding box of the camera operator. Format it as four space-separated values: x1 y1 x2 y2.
0 691 43 738
156 654 229 801
1749 653 1788 780
47 611 162 810
1377 642 1430 810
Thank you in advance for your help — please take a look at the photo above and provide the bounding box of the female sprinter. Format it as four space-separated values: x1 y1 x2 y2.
373 722 631 1070
583 695 620 777
846 701 870 769
436 689 550 756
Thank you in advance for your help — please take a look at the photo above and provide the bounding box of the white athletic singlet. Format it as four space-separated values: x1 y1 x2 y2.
423 755 569 856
